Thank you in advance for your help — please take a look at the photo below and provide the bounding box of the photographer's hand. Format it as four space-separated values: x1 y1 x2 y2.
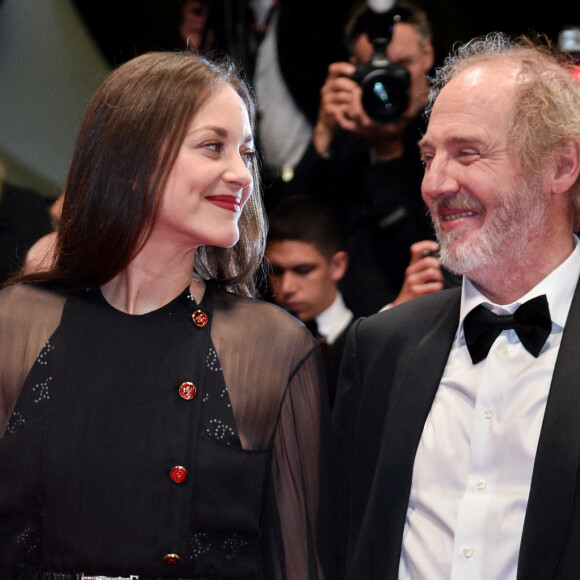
313 62 410 161
313 61 358 156
390 240 444 307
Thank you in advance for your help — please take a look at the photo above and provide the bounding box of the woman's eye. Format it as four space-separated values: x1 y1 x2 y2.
204 142 222 153
242 149 256 166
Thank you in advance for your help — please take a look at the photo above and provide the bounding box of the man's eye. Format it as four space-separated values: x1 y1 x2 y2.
457 151 479 164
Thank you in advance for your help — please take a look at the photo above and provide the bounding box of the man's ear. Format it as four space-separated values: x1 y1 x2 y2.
550 139 580 195
330 251 349 282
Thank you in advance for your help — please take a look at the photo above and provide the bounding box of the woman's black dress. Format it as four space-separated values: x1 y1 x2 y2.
0 282 334 579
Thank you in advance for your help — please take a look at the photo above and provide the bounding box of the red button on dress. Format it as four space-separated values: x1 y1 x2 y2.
179 381 196 400
170 466 188 483
192 309 208 327
163 553 180 565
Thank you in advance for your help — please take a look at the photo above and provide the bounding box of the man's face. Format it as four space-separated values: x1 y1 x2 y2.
419 62 550 279
267 240 341 322
353 22 434 117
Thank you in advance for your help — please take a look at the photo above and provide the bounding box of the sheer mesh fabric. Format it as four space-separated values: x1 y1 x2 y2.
0 285 65 436
0 283 336 579
212 289 335 579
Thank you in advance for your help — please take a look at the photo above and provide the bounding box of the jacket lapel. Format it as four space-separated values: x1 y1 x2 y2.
517 277 580 579
369 290 461 579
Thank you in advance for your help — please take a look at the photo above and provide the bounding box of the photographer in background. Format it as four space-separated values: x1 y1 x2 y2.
293 0 437 316
312 0 433 160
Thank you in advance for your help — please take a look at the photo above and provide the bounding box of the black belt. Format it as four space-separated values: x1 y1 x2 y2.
13 574 138 580
11 574 199 580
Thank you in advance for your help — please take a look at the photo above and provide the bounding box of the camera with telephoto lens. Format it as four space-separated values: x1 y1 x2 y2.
350 1 411 124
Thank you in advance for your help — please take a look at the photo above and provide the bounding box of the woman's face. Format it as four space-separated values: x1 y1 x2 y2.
152 83 254 252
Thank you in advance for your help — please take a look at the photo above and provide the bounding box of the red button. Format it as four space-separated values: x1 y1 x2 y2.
163 553 180 565
192 309 208 327
179 382 196 400
170 466 188 483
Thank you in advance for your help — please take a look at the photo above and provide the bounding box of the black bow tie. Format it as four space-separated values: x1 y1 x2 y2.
463 294 552 364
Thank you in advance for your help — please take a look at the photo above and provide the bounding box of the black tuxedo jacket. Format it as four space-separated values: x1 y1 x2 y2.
333 279 580 579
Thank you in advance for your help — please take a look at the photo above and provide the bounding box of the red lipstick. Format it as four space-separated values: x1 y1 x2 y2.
206 195 241 213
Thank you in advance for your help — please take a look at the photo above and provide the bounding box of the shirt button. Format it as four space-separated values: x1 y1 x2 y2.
179 381 197 400
484 407 495 419
499 345 509 356
475 479 486 491
170 466 188 483
163 553 180 565
463 546 474 559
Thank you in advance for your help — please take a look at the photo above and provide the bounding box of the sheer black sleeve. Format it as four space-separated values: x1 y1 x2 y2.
211 289 337 579
0 285 65 436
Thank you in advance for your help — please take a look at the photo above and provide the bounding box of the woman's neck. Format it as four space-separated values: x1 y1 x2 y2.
100 243 204 315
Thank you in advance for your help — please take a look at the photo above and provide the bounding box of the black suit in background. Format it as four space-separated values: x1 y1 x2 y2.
273 1 353 128
321 323 351 409
319 320 354 409
333 276 580 579
304 313 355 409
208 0 352 123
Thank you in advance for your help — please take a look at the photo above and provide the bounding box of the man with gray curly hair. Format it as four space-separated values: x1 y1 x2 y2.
334 32 580 580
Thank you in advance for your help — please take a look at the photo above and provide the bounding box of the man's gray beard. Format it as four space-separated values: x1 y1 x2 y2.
434 178 547 278
437 226 499 275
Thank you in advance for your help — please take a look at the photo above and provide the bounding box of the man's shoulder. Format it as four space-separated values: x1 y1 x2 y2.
355 287 462 340
337 289 461 394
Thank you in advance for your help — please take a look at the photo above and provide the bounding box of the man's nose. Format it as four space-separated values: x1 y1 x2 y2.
421 157 460 203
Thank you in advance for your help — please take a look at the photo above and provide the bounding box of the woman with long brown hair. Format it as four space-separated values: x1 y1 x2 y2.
0 51 334 579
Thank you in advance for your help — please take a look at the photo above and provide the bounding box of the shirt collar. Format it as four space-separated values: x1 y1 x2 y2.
460 235 580 333
316 292 354 345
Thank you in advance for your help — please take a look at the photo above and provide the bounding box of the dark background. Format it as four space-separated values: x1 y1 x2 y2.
70 0 578 69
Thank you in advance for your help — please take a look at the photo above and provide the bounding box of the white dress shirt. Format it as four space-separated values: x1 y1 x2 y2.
316 292 353 346
399 236 580 580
